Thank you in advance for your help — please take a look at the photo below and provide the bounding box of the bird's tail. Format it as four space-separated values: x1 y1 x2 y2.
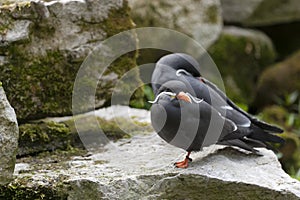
251 118 284 133
218 124 284 154
248 124 285 144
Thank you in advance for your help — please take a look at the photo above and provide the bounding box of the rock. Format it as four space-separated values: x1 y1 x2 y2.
4 136 300 199
129 0 222 48
1 106 300 199
0 85 18 185
208 26 276 104
221 0 300 26
128 0 223 65
252 50 300 111
0 0 142 121
17 105 153 157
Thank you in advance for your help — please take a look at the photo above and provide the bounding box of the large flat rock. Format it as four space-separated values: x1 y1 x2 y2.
1 106 299 199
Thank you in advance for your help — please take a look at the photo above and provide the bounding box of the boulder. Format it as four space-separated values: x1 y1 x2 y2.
128 0 223 65
0 85 19 185
221 0 300 26
1 106 300 199
0 0 142 121
252 50 300 111
208 26 276 104
129 0 222 48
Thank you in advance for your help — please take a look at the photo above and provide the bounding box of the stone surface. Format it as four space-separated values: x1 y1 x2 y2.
208 26 276 104
221 0 300 26
0 86 19 185
17 105 153 157
0 0 142 121
252 50 300 111
1 106 300 199
128 0 223 49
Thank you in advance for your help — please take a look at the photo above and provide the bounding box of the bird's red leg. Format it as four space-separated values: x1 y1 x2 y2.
174 151 192 168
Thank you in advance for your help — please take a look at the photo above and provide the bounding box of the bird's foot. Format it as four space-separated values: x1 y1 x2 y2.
174 156 192 168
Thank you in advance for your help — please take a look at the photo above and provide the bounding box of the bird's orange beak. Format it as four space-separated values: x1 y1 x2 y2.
176 92 192 103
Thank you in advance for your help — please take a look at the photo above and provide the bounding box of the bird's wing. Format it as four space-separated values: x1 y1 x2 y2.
182 75 252 128
202 77 283 133
182 99 242 147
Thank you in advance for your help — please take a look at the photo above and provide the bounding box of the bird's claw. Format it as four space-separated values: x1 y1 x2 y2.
174 156 192 168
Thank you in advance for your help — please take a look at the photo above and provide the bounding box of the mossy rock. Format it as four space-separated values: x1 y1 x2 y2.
0 0 143 121
208 26 276 104
0 180 69 200
18 121 77 157
252 50 300 111
18 114 152 157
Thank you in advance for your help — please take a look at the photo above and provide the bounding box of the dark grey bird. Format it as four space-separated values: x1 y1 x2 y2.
150 53 284 168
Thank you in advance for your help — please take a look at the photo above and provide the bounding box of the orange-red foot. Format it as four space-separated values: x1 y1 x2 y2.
174 152 192 168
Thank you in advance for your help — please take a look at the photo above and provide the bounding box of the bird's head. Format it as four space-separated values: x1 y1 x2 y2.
156 53 201 77
149 80 203 104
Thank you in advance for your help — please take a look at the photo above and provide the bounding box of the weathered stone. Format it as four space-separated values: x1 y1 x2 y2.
0 86 18 185
0 106 299 199
3 135 300 199
208 26 276 104
17 106 153 157
0 0 142 121
221 0 300 26
252 50 300 111
129 0 222 48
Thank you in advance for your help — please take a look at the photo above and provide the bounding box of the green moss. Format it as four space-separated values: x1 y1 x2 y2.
0 1 31 9
208 30 276 104
63 115 152 142
205 5 219 24
0 81 2 87
63 115 131 142
0 46 77 121
18 121 76 157
17 113 152 157
100 0 135 37
0 177 69 200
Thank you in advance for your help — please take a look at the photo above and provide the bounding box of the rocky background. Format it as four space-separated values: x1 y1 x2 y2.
0 0 300 199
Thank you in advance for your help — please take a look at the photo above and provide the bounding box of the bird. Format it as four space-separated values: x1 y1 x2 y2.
150 53 284 168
